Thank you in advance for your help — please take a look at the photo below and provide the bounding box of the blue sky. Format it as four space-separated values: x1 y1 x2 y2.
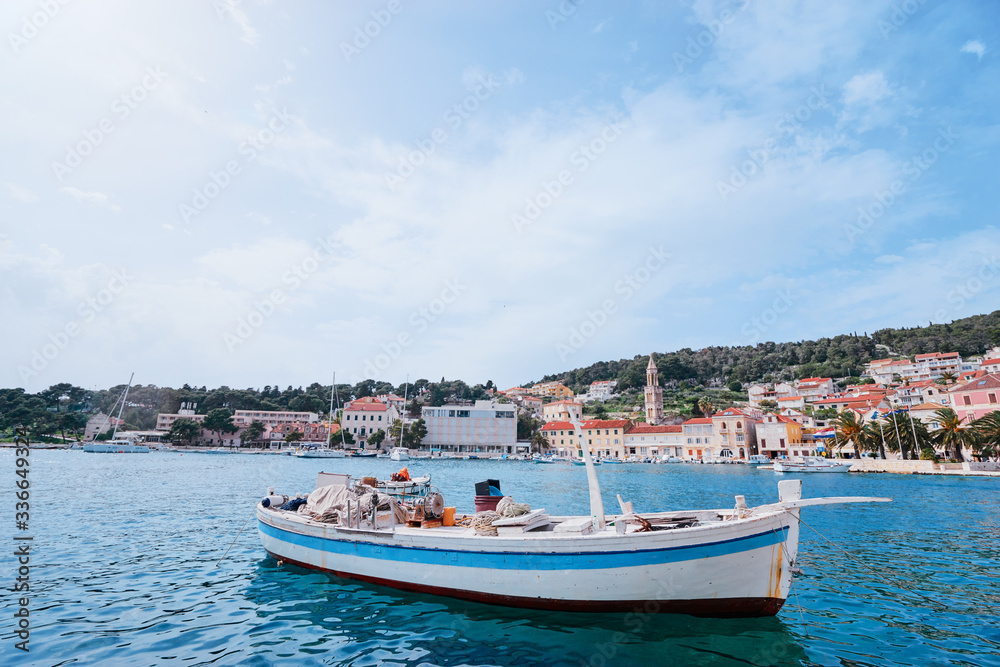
2 0 998 393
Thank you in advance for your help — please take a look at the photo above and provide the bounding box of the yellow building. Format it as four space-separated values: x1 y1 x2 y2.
532 381 575 399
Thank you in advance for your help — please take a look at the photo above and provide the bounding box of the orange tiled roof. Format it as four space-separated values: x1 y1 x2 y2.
627 424 682 434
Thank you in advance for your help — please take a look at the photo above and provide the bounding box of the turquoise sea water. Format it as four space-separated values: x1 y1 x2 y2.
1 450 998 666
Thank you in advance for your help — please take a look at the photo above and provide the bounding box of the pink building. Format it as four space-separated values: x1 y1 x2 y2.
948 374 1000 421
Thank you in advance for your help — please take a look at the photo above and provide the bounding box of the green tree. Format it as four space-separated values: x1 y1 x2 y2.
531 431 548 453
167 418 201 445
931 407 977 462
404 418 427 448
833 411 866 459
758 400 778 413
881 411 930 460
340 428 356 446
202 408 238 446
972 411 1000 459
241 420 266 446
368 429 385 449
284 431 303 444
697 398 714 417
389 419 404 442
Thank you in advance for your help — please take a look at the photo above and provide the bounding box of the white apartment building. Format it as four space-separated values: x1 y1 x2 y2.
624 424 683 458
421 400 518 454
232 409 319 427
155 403 207 431
543 399 583 422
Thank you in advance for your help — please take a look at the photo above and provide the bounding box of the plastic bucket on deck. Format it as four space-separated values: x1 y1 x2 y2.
474 495 501 513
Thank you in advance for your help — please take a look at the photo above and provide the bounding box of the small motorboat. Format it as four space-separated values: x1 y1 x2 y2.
773 457 853 473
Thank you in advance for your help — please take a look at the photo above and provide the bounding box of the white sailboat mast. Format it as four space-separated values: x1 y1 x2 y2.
110 372 134 440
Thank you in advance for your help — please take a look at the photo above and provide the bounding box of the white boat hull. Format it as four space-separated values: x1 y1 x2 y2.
85 442 149 453
257 506 798 616
773 461 852 473
295 449 346 458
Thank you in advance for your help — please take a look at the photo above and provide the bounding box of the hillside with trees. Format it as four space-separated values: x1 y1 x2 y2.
530 310 1000 394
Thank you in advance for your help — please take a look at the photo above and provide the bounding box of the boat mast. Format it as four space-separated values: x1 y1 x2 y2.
568 413 606 530
335 374 348 450
110 372 134 441
400 374 409 449
326 372 336 449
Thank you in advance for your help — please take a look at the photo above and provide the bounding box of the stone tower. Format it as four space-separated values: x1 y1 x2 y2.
644 354 664 425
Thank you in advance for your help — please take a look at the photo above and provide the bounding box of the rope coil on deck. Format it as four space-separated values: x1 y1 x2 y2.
471 510 501 536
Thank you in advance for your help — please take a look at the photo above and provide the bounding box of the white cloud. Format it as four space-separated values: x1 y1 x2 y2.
961 40 986 60
59 187 121 213
4 182 38 203
875 254 903 264
843 71 892 106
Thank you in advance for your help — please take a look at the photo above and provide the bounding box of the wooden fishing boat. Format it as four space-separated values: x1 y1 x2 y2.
256 417 888 616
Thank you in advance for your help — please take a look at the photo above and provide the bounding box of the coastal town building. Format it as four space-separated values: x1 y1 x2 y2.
154 403 207 431
778 407 817 428
580 380 617 403
342 397 397 445
948 373 1000 421
520 395 543 416
865 352 966 384
624 424 683 459
747 382 795 407
581 419 632 459
794 377 835 401
539 421 577 457
543 399 583 423
530 381 575 399
231 409 319 427
711 407 762 460
776 396 805 410
420 400 518 454
84 411 124 441
756 413 804 459
644 355 664 425
682 417 713 460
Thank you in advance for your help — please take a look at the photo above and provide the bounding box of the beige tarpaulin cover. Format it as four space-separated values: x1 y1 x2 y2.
306 484 356 516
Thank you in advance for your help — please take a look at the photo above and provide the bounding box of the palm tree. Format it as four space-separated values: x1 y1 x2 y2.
931 408 977 462
937 372 958 386
833 411 866 459
971 412 1000 460
882 411 930 460
858 420 885 459
698 398 714 417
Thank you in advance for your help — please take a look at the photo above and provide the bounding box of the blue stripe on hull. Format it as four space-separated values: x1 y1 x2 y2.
258 520 788 570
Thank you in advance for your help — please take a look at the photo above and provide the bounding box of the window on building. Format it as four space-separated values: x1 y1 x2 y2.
761 439 766 448
780 439 785 448
964 396 972 406
736 421 742 429
990 394 997 404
